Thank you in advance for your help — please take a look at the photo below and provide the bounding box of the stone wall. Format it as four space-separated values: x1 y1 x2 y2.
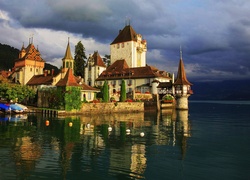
80 102 144 114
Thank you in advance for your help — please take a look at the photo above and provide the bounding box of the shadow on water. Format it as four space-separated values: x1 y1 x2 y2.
0 109 191 179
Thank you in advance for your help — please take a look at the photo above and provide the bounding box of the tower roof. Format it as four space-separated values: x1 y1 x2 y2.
174 59 192 86
56 68 79 87
16 43 45 62
62 41 73 60
92 51 106 67
111 25 137 45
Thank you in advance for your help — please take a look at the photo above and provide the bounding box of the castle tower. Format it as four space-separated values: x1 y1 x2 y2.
84 51 106 86
173 51 193 110
14 40 45 85
62 39 74 74
110 24 147 68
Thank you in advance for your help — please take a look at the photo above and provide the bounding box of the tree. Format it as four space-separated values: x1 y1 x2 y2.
74 41 87 77
0 82 36 102
119 79 126 102
102 80 109 102
103 54 111 67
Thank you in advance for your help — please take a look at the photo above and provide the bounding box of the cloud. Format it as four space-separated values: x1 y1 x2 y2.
1 0 250 82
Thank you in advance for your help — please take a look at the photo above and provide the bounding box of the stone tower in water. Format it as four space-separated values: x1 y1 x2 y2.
173 51 193 110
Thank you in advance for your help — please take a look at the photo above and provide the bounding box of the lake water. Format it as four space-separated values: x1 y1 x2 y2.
0 101 249 180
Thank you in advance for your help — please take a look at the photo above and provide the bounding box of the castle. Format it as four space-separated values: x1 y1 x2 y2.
5 24 193 109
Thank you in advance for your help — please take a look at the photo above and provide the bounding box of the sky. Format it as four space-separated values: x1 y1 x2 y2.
0 0 250 82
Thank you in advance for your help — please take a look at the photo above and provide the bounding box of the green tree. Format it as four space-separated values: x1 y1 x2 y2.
0 82 35 102
119 79 126 102
102 80 109 102
103 54 111 67
74 41 87 77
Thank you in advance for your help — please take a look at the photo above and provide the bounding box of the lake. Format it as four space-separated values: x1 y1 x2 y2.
0 101 249 180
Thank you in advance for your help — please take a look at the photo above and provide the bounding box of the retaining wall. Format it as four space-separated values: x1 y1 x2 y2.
80 102 144 114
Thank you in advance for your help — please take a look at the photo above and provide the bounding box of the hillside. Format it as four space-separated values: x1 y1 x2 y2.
0 43 59 73
0 43 19 70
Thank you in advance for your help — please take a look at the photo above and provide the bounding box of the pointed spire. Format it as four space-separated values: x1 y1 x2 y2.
62 38 73 60
174 56 192 86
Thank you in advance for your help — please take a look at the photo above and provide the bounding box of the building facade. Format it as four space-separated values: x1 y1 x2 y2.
13 41 45 85
84 51 106 86
110 25 147 68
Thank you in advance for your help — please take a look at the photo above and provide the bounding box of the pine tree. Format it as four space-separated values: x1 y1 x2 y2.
120 79 126 102
103 80 109 102
103 54 111 67
74 41 87 77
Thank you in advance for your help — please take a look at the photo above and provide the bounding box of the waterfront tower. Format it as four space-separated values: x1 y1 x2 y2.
173 53 193 110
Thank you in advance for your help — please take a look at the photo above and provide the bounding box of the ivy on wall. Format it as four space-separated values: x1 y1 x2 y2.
47 86 81 111
48 87 65 109
64 86 82 111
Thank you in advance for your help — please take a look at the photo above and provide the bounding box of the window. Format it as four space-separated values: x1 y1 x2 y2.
87 92 91 100
117 44 120 49
127 79 132 86
30 68 32 72
122 43 124 48
145 78 150 84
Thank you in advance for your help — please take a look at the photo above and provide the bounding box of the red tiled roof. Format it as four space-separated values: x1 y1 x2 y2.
80 83 100 91
174 59 192 86
92 51 106 67
16 43 44 62
0 70 12 78
26 74 54 85
96 60 171 80
56 68 79 87
111 25 137 45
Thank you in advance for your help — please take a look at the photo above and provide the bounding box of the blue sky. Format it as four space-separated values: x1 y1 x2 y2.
0 0 250 82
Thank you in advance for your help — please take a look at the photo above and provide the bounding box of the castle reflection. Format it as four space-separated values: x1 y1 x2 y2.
0 109 191 179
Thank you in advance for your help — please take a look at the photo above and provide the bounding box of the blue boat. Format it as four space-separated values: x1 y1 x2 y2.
0 103 11 113
10 104 24 113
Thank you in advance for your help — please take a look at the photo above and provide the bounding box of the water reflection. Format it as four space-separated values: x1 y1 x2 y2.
0 110 191 179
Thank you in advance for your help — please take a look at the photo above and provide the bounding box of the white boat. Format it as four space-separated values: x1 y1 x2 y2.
15 103 28 111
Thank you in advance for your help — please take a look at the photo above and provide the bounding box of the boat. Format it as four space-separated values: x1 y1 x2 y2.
15 103 28 112
10 104 24 113
0 103 11 113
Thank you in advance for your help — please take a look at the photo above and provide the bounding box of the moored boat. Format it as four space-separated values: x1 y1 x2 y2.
10 104 24 113
0 103 11 114
15 103 28 112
